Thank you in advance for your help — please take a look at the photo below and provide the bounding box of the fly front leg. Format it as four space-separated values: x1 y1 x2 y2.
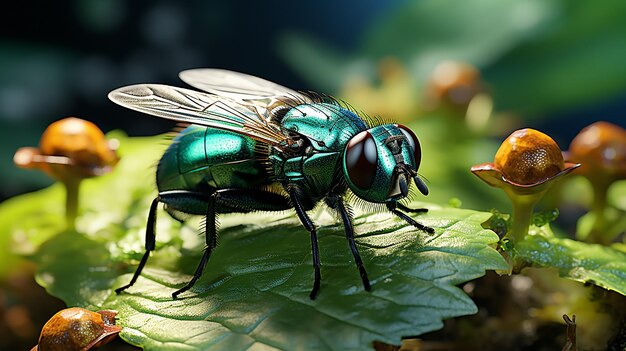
325 194 371 292
387 201 434 234
286 185 322 300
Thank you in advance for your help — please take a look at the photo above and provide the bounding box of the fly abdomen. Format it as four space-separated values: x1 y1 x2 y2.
156 125 271 194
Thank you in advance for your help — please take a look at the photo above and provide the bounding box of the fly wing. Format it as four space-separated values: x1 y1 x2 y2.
178 68 312 117
108 84 287 146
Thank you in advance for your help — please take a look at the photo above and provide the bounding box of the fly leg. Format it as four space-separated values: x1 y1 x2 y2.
326 195 371 292
172 191 217 299
116 190 210 295
286 186 322 300
115 197 160 294
396 203 428 214
170 188 291 298
387 201 434 234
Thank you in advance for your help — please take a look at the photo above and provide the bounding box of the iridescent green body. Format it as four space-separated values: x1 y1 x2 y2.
157 126 269 215
270 103 367 200
109 68 431 300
157 102 421 215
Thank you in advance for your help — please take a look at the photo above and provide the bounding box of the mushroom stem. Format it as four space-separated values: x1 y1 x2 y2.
509 198 534 243
64 179 81 231
503 190 545 243
588 179 610 244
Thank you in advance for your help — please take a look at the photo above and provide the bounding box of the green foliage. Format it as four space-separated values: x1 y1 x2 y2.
0 131 163 255
576 207 626 243
0 133 508 350
408 116 508 212
485 203 626 296
507 225 626 296
279 0 626 118
532 209 560 228
485 0 626 116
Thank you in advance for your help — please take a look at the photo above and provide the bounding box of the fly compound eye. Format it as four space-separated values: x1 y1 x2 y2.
345 131 378 190
396 124 422 169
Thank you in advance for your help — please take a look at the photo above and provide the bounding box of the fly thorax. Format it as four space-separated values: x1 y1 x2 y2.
281 103 367 153
270 147 343 199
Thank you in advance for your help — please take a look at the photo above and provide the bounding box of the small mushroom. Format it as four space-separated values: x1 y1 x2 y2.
14 117 119 229
424 61 494 133
425 60 484 109
31 307 122 351
567 121 626 179
565 121 626 243
339 57 418 120
471 128 579 242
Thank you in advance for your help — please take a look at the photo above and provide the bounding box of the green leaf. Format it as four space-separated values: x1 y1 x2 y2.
511 227 626 296
1 133 507 350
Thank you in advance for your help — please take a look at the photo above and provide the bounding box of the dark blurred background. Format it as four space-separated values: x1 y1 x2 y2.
2 0 626 203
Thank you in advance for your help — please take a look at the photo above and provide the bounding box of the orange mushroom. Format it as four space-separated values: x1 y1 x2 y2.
565 121 626 243
31 308 121 351
425 60 483 109
471 128 579 242
14 117 119 229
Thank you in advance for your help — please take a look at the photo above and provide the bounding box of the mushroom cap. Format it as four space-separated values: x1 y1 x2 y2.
39 117 119 169
567 121 626 179
494 128 565 185
426 60 483 107
471 128 579 196
14 117 119 181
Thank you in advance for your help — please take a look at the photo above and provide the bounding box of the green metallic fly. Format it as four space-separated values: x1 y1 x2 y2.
108 69 433 299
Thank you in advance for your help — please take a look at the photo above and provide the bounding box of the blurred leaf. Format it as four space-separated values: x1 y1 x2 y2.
1 134 508 350
363 0 557 75
407 116 509 212
281 0 626 120
511 226 626 295
280 0 558 93
483 0 626 116
556 177 626 242
0 183 66 256
608 180 626 212
278 33 365 93
576 208 626 243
